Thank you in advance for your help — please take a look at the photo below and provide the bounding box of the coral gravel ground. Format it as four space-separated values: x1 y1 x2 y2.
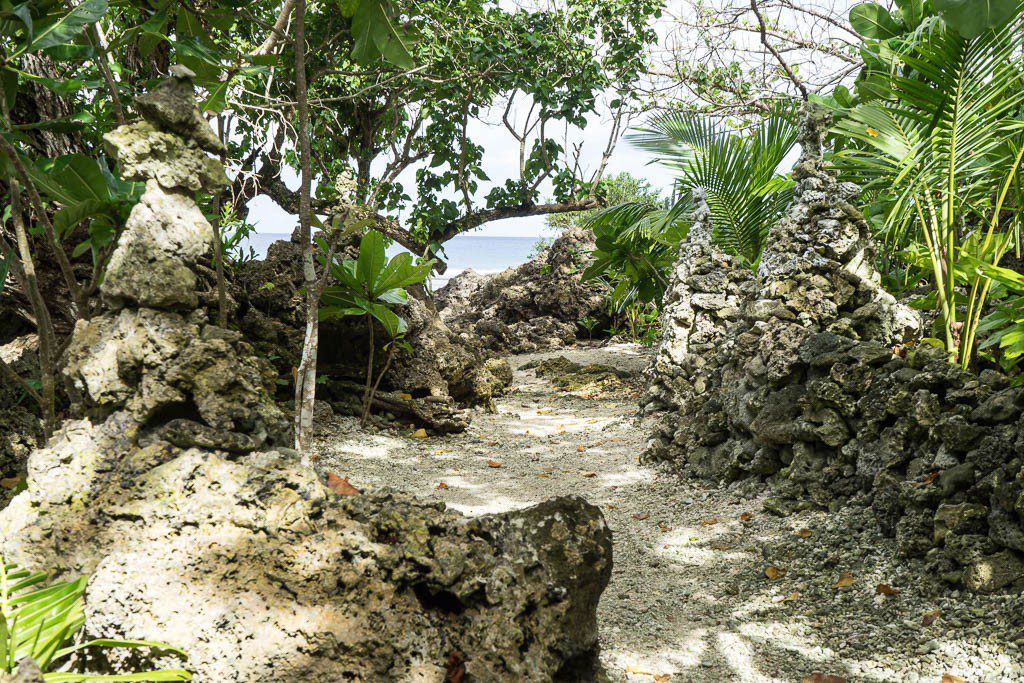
313 343 1024 683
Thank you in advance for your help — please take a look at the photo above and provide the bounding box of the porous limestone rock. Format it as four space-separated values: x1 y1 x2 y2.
1 72 613 680
646 105 1024 592
437 226 604 354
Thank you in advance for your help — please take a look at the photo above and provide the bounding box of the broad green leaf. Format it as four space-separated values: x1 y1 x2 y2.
849 3 902 39
894 0 925 28
29 155 111 205
27 0 108 53
933 0 1021 38
367 303 407 338
356 230 388 288
351 0 414 70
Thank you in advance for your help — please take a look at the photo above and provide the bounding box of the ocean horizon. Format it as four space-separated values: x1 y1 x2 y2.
239 232 543 288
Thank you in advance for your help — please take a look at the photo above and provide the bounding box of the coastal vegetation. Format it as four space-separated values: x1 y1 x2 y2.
1 0 1024 680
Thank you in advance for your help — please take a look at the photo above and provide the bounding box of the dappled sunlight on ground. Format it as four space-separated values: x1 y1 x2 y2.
312 345 1024 682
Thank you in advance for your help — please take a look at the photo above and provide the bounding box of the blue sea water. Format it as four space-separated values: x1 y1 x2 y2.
239 233 541 287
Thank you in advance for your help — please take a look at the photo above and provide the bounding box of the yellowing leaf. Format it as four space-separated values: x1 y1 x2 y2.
701 518 719 526
400 393 413 401
436 481 449 490
875 583 899 597
941 675 966 683
795 528 812 539
412 428 428 439
577 445 586 453
866 127 878 137
833 572 855 589
765 566 787 581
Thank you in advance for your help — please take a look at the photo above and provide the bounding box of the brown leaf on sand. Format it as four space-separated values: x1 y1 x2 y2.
580 471 598 478
632 513 650 521
701 518 719 526
941 675 966 683
654 675 671 682
486 459 503 468
801 675 846 683
765 566 787 581
833 572 855 589
436 482 449 490
922 610 941 626
577 445 586 453
875 583 900 597
739 512 754 522
326 473 360 496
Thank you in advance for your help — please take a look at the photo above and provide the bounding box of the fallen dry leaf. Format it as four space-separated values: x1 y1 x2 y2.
412 428 428 439
833 572 855 589
436 482 449 490
486 459 503 468
922 610 941 626
701 518 719 526
633 513 650 521
606 504 618 510
577 445 586 453
801 675 846 683
445 650 466 683
0 476 23 490
580 471 597 478
654 675 671 682
658 522 672 532
739 512 754 522
400 393 413 401
537 408 553 414
941 675 965 683
774 591 800 603
487 441 499 446
875 583 899 597
326 473 360 496
765 566 787 581
795 528 812 539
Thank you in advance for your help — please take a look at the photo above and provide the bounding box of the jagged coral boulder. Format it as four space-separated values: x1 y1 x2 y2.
437 227 604 354
0 418 612 681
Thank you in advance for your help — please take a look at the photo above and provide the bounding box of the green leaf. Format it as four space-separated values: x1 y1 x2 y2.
351 0 414 70
367 303 406 338
339 0 361 18
29 155 111 206
849 3 902 39
53 199 111 238
894 0 926 28
356 230 388 289
27 0 108 53
933 0 1021 38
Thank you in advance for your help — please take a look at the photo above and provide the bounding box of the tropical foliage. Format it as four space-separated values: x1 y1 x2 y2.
583 105 798 311
0 559 190 681
320 230 433 423
830 0 1024 369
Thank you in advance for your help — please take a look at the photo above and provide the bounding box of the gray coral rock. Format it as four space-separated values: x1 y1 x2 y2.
645 104 1024 593
437 226 603 354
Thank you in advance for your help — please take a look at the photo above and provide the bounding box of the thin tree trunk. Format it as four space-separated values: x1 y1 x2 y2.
360 320 376 426
292 0 318 453
212 117 228 328
362 339 395 426
10 181 56 437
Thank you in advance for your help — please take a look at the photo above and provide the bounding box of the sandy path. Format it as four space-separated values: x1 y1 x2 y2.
313 344 1024 683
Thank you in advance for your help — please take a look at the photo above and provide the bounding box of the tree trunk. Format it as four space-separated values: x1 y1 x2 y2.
292 0 318 453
